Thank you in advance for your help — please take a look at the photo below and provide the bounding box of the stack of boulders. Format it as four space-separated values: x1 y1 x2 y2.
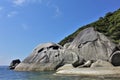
11 27 120 71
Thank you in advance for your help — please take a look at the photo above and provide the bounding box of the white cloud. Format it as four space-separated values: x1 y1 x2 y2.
12 0 44 6
7 11 18 17
54 6 62 17
12 0 26 6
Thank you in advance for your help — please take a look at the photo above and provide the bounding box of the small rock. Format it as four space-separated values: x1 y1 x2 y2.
109 51 120 66
78 60 93 68
9 59 21 69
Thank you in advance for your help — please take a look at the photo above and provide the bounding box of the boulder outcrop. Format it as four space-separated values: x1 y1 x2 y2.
68 27 116 61
15 27 120 71
15 43 84 71
9 59 21 69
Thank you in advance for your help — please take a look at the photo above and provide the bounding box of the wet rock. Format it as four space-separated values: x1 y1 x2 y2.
9 59 21 69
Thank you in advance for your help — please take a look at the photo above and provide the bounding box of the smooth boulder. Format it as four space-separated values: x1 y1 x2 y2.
109 51 120 66
15 43 84 71
68 27 116 61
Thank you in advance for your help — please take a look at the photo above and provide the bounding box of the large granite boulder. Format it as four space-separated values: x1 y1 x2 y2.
68 27 116 61
9 59 21 69
15 27 118 71
15 43 84 71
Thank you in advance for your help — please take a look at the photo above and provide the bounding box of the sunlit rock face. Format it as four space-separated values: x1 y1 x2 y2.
68 27 116 61
15 27 119 71
15 43 84 71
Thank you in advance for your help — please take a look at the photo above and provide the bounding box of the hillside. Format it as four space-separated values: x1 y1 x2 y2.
59 8 120 46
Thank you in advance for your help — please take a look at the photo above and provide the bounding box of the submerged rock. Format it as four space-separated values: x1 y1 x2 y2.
9 59 21 69
15 43 84 71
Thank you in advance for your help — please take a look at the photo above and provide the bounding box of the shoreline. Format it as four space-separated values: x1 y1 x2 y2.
55 67 120 77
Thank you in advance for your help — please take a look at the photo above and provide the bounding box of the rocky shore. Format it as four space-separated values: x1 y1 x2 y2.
55 67 120 77
10 27 120 77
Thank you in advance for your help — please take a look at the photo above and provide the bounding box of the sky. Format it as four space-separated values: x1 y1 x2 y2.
0 0 120 65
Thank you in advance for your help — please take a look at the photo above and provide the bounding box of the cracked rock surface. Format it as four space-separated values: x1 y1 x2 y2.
68 27 116 61
15 27 119 71
15 43 84 71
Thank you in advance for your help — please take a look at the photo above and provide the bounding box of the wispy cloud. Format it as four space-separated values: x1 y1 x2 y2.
12 0 26 6
11 0 62 18
12 0 44 6
54 6 62 17
7 11 18 17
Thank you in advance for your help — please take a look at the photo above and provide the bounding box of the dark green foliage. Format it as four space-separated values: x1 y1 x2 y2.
59 8 120 46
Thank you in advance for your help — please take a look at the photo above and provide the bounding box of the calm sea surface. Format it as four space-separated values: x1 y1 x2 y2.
0 66 120 80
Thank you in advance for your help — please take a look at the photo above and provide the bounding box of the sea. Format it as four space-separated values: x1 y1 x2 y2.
0 66 120 80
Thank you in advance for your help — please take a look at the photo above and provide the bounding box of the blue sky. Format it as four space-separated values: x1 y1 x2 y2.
0 0 120 65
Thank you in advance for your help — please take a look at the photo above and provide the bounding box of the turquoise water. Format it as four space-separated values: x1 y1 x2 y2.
0 66 120 80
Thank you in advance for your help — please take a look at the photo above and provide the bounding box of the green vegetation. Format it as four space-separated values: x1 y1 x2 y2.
59 8 120 46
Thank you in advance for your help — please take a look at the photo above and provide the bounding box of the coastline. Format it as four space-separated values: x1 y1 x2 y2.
55 67 120 77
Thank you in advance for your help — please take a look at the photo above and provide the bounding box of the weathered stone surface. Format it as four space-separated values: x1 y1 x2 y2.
90 60 113 68
57 64 74 71
109 51 120 66
55 67 120 77
15 27 118 71
68 27 116 61
9 59 21 69
15 43 84 71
